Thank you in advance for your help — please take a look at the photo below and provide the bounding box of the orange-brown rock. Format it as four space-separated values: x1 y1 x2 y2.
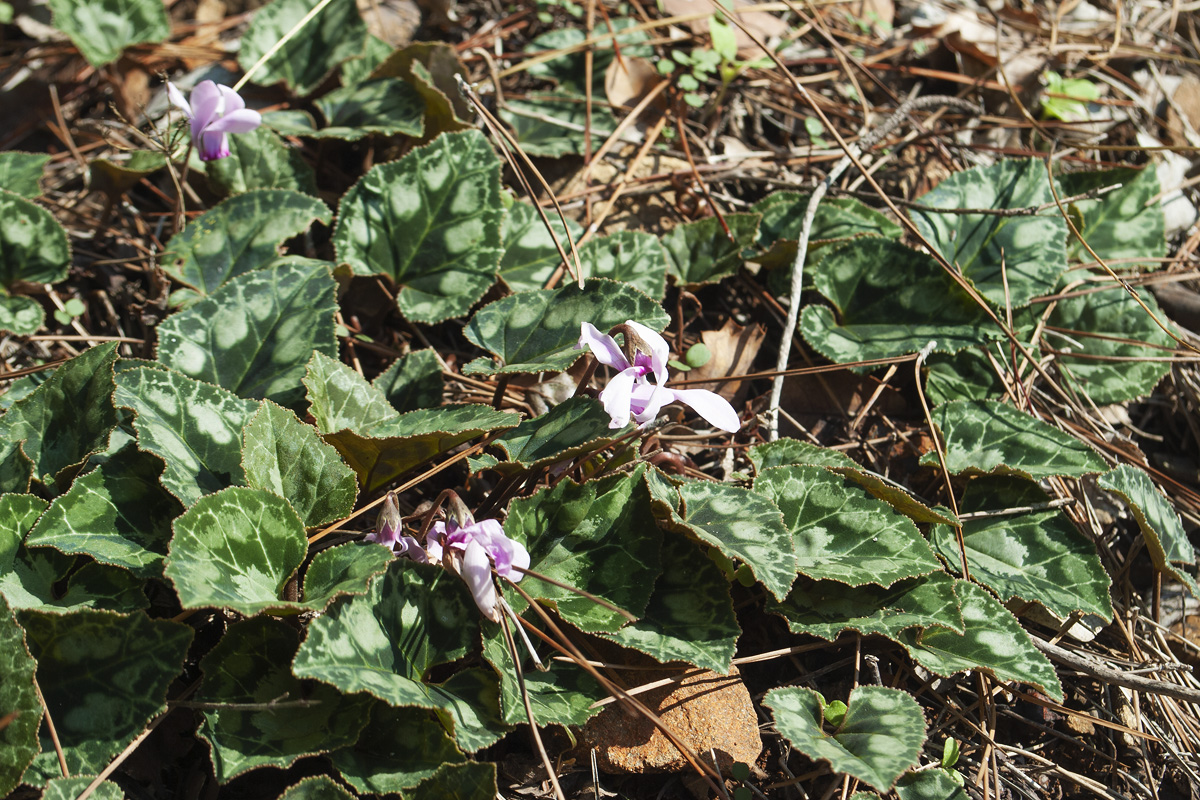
576 666 762 775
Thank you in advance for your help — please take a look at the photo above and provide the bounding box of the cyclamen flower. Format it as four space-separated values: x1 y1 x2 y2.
167 80 262 162
364 493 428 563
576 320 740 432
427 515 530 622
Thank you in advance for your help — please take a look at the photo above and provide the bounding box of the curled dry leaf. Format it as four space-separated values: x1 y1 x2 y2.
604 56 665 113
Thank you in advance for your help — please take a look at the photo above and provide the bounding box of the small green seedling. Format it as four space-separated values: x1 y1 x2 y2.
1041 71 1099 121
54 297 86 325
823 699 848 728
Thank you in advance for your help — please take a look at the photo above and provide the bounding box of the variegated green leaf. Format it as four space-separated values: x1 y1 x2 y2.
754 466 940 587
333 129 504 323
923 400 1106 479
205 126 318 197
0 152 49 198
1061 167 1165 265
491 397 618 475
498 200 583 293
752 192 903 275
482 622 603 726
1099 464 1199 595
329 702 465 794
765 685 926 792
0 594 40 797
156 260 338 409
931 477 1112 620
45 0 167 65
662 213 760 288
373 349 444 413
748 438 858 472
239 0 367 95
115 367 256 506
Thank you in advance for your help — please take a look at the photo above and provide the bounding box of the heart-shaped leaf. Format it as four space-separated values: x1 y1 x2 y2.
504 470 662 632
242 401 358 528
481 624 603 726
164 486 309 616
754 466 940 587
277 776 357 800
768 571 963 642
46 0 168 65
115 366 257 506
897 579 1063 700
765 685 926 792
801 239 1001 364
314 78 425 138
239 0 367 95
909 158 1067 307
157 260 338 409
491 397 619 475
373 349 444 413
752 191 902 274
205 126 318 197
462 278 669 376
1099 464 1199 596
1060 167 1165 265
0 152 50 198
194 617 372 782
0 190 70 294
163 190 331 302
0 296 45 337
922 400 1107 479
895 768 969 800
329 702 466 794
748 438 859 472
498 200 583 292
333 128 504 323
16 608 191 779
931 477 1112 620
662 213 761 288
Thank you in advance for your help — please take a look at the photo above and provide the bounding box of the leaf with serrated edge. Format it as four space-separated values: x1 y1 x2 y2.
922 400 1107 479
157 260 338 409
503 470 662 633
333 129 504 323
0 594 40 797
374 349 444 413
754 466 940 587
897 579 1063 701
242 401 358 528
302 542 394 610
0 152 50 198
767 571 963 642
1099 464 1200 596
462 278 669 377
748 438 859 472
165 486 308 615
409 762 498 800
42 777 124 800
662 213 760 288
163 190 331 299
672 480 793 602
26 445 180 577
765 685 926 792
491 397 618 475
277 775 358 800
329 701 465 794
195 617 371 782
0 343 118 493
801 239 1001 364
115 367 256 507
931 477 1112 620
239 0 367 94
205 126 318 197
482 621 603 726
16 608 191 779
909 158 1067 307
601 531 740 673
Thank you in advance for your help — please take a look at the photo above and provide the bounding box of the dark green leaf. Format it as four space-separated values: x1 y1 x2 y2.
924 348 1009 406
462 278 669 377
498 200 583 292
163 190 331 301
1060 167 1165 265
765 685 926 792
0 295 44 336
26 445 180 577
0 594 40 797
329 702 465 794
409 762 498 800
0 190 70 291
492 397 618 474
333 129 504 323
897 579 1063 701
909 158 1067 307
277 776 357 800
314 77 425 138
1099 464 1199 595
157 260 338 408
499 93 617 158
662 213 760 288
164 487 308 616
205 126 318 197
923 400 1107 479
115 366 256 506
747 438 859 473
194 617 371 782
367 42 475 142
602 531 740 673
895 768 969 800
302 542 394 610
768 571 963 642
754 466 940 587
505 471 662 632
46 0 168 65
42 776 124 800
242 401 358 528
751 192 902 274
374 349 444 413
481 622 602 726
930 477 1112 620
801 239 1001 364
239 0 367 94
17 608 191 777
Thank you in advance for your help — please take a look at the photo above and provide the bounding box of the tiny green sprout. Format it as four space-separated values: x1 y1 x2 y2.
668 359 691 372
678 73 700 92
657 60 676 76
685 342 711 368
731 762 751 781
710 16 738 63
1041 71 1099 121
54 297 86 325
684 93 707 108
804 117 828 147
0 2 12 23
824 699 848 728
735 563 755 587
941 737 960 769
335 323 350 338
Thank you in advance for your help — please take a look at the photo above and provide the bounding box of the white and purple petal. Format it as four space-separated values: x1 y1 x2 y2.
669 387 741 432
576 322 630 371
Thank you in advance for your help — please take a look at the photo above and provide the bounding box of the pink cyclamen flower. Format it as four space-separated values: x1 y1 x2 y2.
364 492 428 563
575 320 740 432
427 515 529 622
167 80 262 161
